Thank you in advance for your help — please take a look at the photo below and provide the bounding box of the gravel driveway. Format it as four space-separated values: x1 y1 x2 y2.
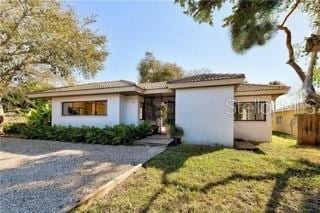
0 137 166 213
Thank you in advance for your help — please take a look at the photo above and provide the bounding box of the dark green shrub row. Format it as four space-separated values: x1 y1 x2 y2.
4 122 153 145
3 123 26 134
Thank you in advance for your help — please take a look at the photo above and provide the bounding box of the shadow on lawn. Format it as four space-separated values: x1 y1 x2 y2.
272 131 296 140
140 145 224 213
201 159 320 212
141 145 320 213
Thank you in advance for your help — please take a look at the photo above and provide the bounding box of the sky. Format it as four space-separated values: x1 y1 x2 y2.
68 0 312 104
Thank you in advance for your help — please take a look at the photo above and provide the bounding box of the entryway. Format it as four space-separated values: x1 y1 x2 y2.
143 96 175 134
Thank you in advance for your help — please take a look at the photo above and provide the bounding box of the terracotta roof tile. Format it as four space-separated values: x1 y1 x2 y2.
167 73 245 84
30 74 290 96
138 82 168 90
40 80 136 93
236 83 290 92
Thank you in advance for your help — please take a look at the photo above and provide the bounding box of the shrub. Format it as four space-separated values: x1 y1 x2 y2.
169 124 184 138
3 123 26 134
6 122 153 145
25 103 51 126
136 121 153 138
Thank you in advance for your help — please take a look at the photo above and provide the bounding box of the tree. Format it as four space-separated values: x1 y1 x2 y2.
138 52 184 82
176 0 320 108
269 81 285 85
0 0 108 94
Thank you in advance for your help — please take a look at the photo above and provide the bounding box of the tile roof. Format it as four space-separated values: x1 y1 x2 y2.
39 80 136 93
236 83 290 92
167 73 245 84
138 82 168 90
29 74 289 97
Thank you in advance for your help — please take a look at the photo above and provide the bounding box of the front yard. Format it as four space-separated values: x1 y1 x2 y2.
0 137 165 212
79 136 320 212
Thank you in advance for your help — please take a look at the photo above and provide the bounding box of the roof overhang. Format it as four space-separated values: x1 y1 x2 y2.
143 88 173 95
235 89 290 97
167 78 245 89
28 86 144 98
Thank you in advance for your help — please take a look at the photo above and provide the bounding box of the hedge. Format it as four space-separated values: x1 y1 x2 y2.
3 122 153 145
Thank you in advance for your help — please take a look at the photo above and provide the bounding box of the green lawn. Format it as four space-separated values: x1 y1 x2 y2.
78 136 320 212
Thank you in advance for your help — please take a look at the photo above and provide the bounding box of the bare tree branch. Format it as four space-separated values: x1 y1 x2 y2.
277 25 306 82
280 0 301 27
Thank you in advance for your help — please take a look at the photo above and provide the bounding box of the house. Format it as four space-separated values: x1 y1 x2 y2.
272 103 315 137
28 73 289 146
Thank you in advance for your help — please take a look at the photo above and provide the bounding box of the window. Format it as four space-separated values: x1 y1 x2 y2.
62 101 107 116
234 102 266 121
139 102 145 120
276 116 283 124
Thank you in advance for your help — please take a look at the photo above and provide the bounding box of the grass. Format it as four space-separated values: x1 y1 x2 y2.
77 136 320 213
272 131 296 140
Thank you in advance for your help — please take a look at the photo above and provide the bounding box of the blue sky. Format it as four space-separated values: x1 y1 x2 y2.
68 0 311 103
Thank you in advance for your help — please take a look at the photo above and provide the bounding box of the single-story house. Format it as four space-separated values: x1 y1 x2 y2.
29 73 289 146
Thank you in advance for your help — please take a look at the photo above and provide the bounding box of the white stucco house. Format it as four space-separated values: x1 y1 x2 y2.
29 73 289 146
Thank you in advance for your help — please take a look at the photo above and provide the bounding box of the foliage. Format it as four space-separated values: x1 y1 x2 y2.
138 52 184 82
3 122 153 145
176 0 317 53
169 124 184 138
3 122 26 135
24 103 51 126
0 0 107 90
314 67 320 89
80 135 320 212
269 80 284 85
176 0 283 53
1 82 54 112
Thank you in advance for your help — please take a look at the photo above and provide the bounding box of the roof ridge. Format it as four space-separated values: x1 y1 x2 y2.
167 73 246 84
47 80 130 90
138 81 167 84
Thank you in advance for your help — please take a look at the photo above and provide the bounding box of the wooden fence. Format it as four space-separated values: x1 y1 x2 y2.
297 114 320 146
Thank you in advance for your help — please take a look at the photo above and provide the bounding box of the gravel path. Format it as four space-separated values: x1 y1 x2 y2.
0 137 166 213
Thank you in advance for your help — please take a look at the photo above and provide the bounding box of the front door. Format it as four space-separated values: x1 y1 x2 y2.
144 96 175 134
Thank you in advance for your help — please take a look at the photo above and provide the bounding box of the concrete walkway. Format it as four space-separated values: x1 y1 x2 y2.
0 137 166 213
234 140 259 150
134 135 173 146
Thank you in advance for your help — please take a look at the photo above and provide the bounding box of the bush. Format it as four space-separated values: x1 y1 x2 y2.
25 103 51 126
3 123 26 134
136 121 153 138
169 124 184 138
5 122 153 145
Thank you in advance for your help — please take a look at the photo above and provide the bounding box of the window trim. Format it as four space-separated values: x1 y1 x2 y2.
62 100 108 116
234 101 267 121
139 102 145 120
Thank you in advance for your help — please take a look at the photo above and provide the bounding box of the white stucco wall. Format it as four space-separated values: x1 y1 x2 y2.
52 94 121 127
52 94 141 127
120 95 143 125
175 86 234 146
234 96 273 142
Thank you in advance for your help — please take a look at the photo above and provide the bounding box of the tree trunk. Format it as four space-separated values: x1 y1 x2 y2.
304 12 320 109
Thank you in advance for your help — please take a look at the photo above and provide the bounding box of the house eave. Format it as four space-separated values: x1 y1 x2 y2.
28 86 143 98
234 89 289 97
